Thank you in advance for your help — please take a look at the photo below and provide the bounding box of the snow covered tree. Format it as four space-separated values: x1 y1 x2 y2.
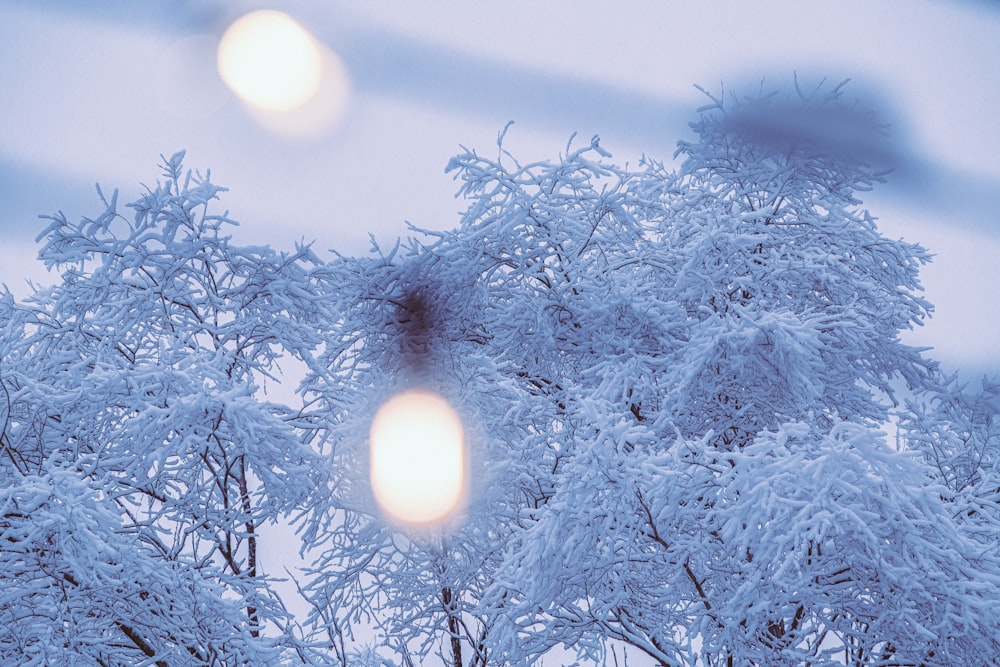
474 83 999 665
0 153 326 665
4 78 999 667
901 374 1000 498
467 83 1000 666
899 374 1000 616
293 241 522 667
296 81 1000 666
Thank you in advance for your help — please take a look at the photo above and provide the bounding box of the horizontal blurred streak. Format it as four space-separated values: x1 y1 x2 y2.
936 0 1000 10
880 164 999 236
722 101 900 171
0 2 996 239
4 1 690 154
321 29 998 234
0 158 100 241
0 0 225 34
704 82 998 234
322 24 692 158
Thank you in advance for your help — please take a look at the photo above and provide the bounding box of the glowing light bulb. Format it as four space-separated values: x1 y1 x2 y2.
217 10 322 112
369 390 465 525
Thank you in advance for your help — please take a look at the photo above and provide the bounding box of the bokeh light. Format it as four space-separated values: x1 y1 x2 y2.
217 10 322 112
369 390 465 526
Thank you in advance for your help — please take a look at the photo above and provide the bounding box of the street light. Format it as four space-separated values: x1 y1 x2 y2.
367 286 466 526
369 389 465 525
217 10 322 112
216 10 351 138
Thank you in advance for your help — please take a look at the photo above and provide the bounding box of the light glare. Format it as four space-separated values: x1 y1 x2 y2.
217 10 322 112
369 390 465 525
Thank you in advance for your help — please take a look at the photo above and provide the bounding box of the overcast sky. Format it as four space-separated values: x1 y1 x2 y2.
1 0 998 379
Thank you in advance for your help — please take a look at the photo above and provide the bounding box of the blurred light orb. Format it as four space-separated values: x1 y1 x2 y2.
370 390 465 526
217 10 322 112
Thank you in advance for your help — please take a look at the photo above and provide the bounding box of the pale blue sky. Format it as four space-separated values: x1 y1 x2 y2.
1 0 998 377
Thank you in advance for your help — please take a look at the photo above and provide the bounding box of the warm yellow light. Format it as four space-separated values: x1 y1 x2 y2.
369 390 465 526
217 10 322 112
